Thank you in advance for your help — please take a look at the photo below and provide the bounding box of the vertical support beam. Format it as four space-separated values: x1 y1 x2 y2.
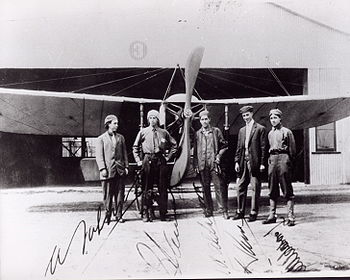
303 69 310 184
224 104 229 139
163 103 167 128
304 129 310 184
140 103 144 130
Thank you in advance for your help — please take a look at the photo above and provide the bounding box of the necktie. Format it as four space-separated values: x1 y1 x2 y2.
153 128 159 153
112 133 117 147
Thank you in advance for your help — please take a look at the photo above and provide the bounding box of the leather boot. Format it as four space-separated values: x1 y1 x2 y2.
142 209 150 222
286 199 295 226
262 199 277 224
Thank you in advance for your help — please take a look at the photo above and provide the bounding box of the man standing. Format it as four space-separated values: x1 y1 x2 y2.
194 110 229 219
233 105 267 222
263 109 296 226
133 109 177 222
96 115 129 224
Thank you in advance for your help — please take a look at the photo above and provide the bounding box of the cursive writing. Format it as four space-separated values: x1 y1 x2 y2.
227 218 259 273
136 191 182 276
44 206 107 276
198 217 231 275
274 231 306 272
45 185 141 277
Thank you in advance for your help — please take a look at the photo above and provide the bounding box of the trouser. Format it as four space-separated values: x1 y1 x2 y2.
101 176 125 219
236 159 261 215
199 167 228 214
268 154 294 200
268 153 295 221
141 154 168 218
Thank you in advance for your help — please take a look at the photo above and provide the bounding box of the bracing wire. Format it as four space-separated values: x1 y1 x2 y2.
199 71 278 97
73 68 162 93
110 68 169 96
206 68 304 87
268 68 291 96
0 68 143 87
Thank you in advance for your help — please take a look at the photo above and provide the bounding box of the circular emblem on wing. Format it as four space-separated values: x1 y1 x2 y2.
183 108 193 118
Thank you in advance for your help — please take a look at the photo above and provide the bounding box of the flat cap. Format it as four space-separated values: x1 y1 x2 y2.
104 114 118 125
199 110 210 118
147 109 159 119
269 108 282 117
239 105 254 114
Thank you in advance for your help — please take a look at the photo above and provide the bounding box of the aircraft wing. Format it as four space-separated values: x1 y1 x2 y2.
1 87 349 136
0 87 162 136
202 95 350 133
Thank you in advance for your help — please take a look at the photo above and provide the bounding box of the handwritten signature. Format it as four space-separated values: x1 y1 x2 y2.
136 191 182 276
226 218 259 274
44 206 107 276
45 188 140 277
263 218 306 272
198 217 231 275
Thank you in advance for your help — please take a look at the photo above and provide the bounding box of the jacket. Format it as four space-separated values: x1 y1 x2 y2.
193 126 228 171
95 131 129 180
235 121 267 177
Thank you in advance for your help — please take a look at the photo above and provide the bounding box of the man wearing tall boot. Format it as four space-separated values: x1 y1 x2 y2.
96 115 129 224
133 110 177 222
233 105 267 222
263 109 296 226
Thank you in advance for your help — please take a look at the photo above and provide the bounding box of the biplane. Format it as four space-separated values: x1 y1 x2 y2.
0 47 350 187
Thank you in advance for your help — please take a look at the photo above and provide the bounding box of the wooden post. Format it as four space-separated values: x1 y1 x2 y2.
139 103 144 130
224 104 229 139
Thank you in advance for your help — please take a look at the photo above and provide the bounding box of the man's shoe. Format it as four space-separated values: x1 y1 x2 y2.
204 210 213 217
248 214 257 222
262 217 277 224
286 219 295 227
105 212 111 225
223 212 230 220
232 212 244 220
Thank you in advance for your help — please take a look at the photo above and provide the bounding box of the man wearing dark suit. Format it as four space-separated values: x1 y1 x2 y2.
233 105 267 222
96 115 129 224
133 110 177 222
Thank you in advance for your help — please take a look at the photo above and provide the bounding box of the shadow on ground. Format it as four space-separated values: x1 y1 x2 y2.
28 190 350 214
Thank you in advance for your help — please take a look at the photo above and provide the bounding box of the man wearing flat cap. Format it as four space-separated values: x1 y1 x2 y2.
133 109 177 222
233 105 267 222
96 114 129 224
263 108 296 226
193 110 229 219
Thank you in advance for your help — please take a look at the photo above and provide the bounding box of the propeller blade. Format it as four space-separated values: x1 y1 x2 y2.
170 47 205 186
170 118 191 187
159 103 166 126
185 47 205 109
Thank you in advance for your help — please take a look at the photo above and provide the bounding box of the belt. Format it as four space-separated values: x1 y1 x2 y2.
270 150 288 155
144 152 163 157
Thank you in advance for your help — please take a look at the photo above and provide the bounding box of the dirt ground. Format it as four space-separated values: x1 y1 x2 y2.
1 182 350 280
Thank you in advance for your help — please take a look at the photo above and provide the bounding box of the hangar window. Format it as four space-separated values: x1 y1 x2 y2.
62 137 97 157
315 122 336 152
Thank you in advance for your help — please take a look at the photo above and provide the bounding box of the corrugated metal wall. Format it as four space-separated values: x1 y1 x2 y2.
308 68 350 185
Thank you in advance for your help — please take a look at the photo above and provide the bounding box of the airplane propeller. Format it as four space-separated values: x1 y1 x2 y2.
170 47 204 187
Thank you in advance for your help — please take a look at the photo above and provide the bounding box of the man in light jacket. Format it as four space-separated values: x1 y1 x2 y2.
96 114 129 224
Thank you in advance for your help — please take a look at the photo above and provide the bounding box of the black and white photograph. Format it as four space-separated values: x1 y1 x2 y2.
1 0 350 279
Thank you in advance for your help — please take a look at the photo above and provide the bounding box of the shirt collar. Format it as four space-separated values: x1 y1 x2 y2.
272 123 283 130
246 119 254 127
201 126 213 134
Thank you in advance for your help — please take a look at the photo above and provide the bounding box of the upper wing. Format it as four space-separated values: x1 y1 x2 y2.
0 87 162 136
203 95 350 133
1 86 349 136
